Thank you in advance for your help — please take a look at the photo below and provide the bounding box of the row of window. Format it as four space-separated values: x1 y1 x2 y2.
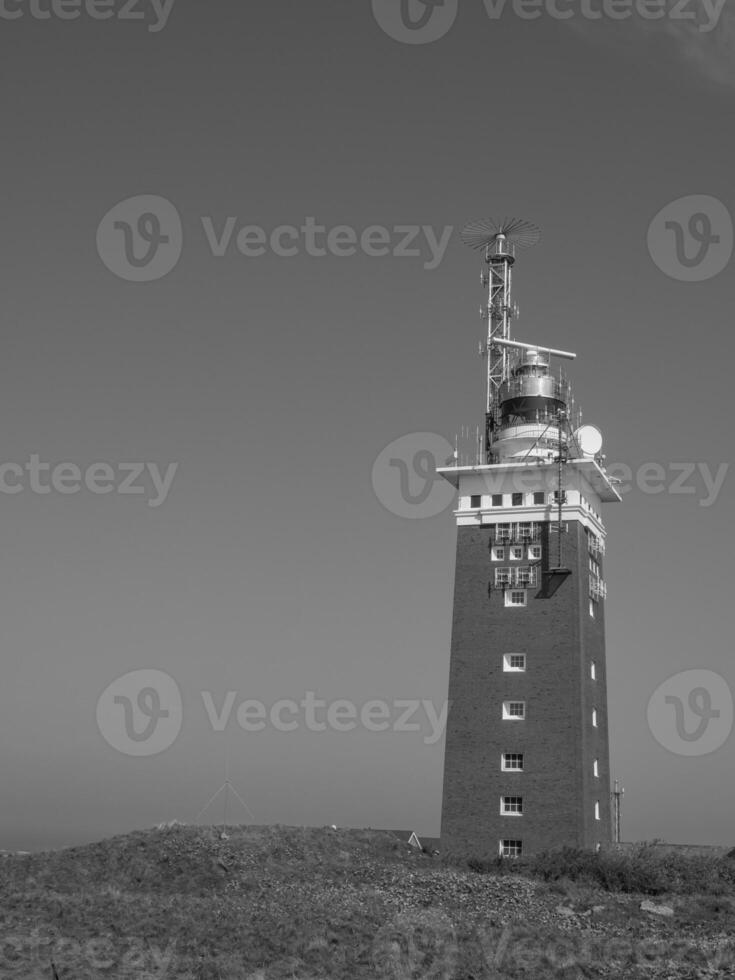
500 753 601 778
501 702 600 726
501 838 603 858
498 797 602 818
492 545 541 561
470 492 550 509
501 653 597 679
494 567 538 588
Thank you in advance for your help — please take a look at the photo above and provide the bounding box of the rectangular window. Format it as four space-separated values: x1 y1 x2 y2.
501 796 523 815
592 708 598 727
503 654 526 672
470 494 482 508
515 567 534 586
518 523 535 541
512 492 523 507
511 546 524 561
503 701 526 720
593 759 599 778
502 753 524 771
595 801 601 821
496 522 511 542
495 567 511 587
533 491 546 505
500 839 523 858
553 490 567 504
589 599 595 618
492 547 505 561
529 545 542 560
505 590 527 607
590 661 596 680
492 494 504 507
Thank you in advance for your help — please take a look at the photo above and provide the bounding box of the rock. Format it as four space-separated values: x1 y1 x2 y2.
640 900 674 917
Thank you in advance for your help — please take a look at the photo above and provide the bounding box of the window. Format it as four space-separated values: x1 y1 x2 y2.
503 701 526 720
592 708 598 727
529 545 542 560
518 522 535 542
496 523 511 543
594 801 601 821
470 494 482 508
503 653 526 672
492 547 506 561
495 567 511 587
593 759 599 778
501 796 523 815
590 661 596 680
511 492 523 507
492 494 504 507
500 839 523 858
502 753 524 771
553 490 567 504
506 590 527 607
589 599 595 618
511 546 523 561
533 492 546 505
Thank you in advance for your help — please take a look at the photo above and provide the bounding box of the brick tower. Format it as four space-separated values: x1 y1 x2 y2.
439 219 620 858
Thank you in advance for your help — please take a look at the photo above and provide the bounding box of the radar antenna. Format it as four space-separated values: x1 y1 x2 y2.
461 218 541 460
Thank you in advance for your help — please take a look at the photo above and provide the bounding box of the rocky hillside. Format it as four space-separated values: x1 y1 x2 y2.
1 824 734 979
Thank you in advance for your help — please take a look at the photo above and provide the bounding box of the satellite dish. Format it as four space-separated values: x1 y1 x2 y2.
461 217 541 252
574 425 603 457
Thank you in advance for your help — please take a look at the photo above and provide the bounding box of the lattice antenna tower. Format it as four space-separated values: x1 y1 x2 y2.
461 217 541 454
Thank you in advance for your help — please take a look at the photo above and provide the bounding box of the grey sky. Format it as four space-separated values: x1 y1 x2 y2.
1 0 734 850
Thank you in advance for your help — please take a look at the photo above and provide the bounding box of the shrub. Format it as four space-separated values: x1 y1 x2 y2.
448 843 735 896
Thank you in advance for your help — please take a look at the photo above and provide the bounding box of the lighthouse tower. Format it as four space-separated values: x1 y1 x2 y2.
439 219 620 857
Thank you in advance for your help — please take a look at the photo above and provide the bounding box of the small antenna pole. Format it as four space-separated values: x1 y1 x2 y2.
195 742 256 831
612 779 624 844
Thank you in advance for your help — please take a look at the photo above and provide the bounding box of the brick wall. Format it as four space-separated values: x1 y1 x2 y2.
440 520 612 856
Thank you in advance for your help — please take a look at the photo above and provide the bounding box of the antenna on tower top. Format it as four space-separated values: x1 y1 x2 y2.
461 217 541 461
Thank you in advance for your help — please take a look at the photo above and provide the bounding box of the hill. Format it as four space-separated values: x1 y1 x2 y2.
1 824 734 978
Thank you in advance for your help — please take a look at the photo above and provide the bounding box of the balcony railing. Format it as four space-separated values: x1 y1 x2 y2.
494 566 539 589
490 522 542 545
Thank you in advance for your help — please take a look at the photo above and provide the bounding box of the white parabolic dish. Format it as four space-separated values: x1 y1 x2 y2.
574 424 603 457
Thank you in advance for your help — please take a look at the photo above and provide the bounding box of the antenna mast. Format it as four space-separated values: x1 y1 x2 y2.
462 217 541 461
